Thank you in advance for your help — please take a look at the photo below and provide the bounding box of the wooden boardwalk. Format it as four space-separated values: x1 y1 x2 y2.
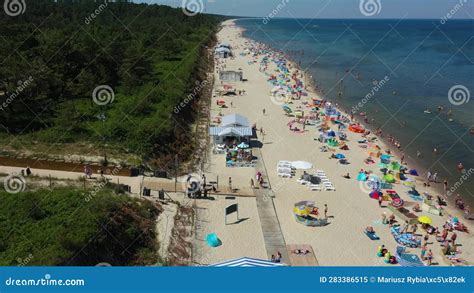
253 148 289 264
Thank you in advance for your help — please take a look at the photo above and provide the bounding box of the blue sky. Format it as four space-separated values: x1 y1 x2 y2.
133 0 473 19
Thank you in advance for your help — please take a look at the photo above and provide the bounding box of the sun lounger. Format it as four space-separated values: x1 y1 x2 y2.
324 184 335 191
278 172 292 178
278 163 293 168
277 167 292 174
309 184 321 191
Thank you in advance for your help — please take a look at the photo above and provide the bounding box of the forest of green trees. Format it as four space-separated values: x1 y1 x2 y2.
0 187 162 266
0 1 218 162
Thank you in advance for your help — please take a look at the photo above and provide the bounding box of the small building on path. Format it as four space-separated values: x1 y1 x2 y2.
209 113 252 144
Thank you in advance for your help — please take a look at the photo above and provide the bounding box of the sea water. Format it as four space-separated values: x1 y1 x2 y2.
238 18 474 205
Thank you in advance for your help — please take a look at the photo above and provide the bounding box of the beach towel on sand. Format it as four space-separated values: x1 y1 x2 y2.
365 231 380 240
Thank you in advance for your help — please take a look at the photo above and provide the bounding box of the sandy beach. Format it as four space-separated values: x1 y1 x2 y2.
194 19 474 266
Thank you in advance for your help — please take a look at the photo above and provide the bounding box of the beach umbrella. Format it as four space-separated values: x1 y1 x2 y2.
237 142 249 149
357 172 367 182
335 153 345 159
282 104 292 113
206 233 221 247
390 162 401 171
409 169 419 176
369 190 383 200
309 176 321 184
291 161 313 170
383 174 396 183
418 216 433 225
381 154 391 161
392 198 404 208
378 163 388 169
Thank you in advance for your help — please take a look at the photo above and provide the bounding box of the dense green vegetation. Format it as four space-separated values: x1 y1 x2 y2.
0 1 218 161
0 187 162 266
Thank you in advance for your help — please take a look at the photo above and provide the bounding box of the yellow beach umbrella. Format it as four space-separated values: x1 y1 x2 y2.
418 216 433 225
293 206 310 216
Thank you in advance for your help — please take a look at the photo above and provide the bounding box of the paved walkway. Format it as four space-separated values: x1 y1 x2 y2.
252 148 289 264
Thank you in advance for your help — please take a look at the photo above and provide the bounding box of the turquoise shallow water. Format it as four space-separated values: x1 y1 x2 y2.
238 18 474 204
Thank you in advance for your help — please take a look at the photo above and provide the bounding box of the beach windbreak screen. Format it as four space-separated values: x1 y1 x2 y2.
0 0 474 287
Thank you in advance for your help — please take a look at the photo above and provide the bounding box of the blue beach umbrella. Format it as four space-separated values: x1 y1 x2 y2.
335 153 345 159
357 172 367 182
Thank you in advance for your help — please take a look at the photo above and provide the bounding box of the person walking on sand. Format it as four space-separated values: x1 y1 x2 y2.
426 249 433 266
401 221 409 233
412 223 418 235
417 150 421 158
400 153 405 165
276 251 282 263
378 195 383 208
451 232 457 246
443 179 448 190
262 108 266 115
441 228 448 241
420 245 427 260
432 172 438 183
250 178 255 189
324 204 328 218
427 171 432 182
228 177 232 192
